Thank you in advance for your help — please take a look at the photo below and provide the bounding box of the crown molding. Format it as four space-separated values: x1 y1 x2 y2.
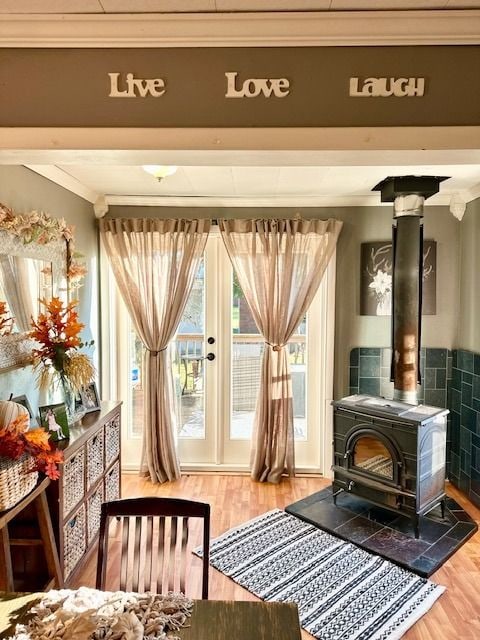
0 10 479 47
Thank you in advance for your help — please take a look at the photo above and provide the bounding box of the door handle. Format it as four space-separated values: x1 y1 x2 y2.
205 352 215 361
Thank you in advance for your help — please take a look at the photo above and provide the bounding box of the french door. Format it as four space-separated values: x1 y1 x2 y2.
104 231 335 475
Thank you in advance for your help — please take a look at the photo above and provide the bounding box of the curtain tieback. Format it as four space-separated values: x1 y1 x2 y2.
146 346 168 356
265 341 286 352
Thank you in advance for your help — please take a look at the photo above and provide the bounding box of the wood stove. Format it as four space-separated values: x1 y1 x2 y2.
332 394 448 537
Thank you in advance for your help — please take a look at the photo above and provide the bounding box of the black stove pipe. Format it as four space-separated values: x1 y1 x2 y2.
373 176 448 405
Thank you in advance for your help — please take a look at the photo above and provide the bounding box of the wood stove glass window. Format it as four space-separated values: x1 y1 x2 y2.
353 436 394 480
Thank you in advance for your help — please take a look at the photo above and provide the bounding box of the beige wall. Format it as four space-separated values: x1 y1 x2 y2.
109 203 460 399
0 165 98 407
457 196 480 353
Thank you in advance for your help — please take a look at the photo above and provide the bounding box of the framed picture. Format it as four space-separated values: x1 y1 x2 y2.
360 240 437 316
39 402 70 441
12 394 34 421
80 382 100 413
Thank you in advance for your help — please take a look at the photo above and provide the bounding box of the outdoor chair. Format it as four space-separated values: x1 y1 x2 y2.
96 497 210 598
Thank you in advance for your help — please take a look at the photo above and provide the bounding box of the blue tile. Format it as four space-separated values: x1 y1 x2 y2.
473 375 480 400
425 389 446 408
424 368 436 390
473 433 480 448
451 368 461 391
447 356 453 381
360 348 381 356
475 354 480 376
459 472 470 493
461 382 473 407
451 388 461 414
436 369 446 389
458 350 474 373
461 405 477 433
473 446 480 472
350 348 359 366
350 366 359 387
359 377 380 396
460 427 471 453
452 350 458 368
359 356 380 378
426 348 447 368
349 387 359 396
473 399 480 413
461 450 471 474
463 372 473 385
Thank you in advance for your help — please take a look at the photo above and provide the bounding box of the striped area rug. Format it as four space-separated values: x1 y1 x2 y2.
198 509 445 640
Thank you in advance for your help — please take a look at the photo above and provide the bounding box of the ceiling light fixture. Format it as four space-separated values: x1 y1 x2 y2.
142 165 178 182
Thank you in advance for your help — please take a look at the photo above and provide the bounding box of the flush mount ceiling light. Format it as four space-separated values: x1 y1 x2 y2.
142 165 178 181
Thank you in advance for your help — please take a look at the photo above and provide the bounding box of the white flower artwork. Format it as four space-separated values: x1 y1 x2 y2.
360 241 436 316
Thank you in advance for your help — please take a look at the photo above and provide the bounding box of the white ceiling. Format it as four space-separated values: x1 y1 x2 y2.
26 161 480 209
1 0 480 12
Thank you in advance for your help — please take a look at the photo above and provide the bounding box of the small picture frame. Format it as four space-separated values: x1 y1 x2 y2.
12 394 34 422
80 382 100 413
39 402 70 441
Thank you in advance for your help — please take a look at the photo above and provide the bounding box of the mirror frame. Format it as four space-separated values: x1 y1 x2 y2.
0 229 67 372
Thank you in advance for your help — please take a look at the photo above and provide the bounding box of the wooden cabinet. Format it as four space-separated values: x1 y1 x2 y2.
48 401 122 585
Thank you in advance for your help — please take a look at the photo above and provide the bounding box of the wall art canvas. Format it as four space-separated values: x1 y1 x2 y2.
360 240 436 316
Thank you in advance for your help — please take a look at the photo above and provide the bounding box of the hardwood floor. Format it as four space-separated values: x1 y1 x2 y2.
74 474 480 639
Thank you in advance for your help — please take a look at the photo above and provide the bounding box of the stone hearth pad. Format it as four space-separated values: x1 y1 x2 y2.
285 486 477 577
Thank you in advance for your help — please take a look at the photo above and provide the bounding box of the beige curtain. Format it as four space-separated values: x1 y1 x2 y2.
100 218 210 483
219 218 343 483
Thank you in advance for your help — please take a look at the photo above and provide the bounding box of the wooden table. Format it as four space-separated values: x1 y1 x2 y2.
0 592 302 640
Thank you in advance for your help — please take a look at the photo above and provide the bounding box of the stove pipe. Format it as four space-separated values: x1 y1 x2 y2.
372 176 449 405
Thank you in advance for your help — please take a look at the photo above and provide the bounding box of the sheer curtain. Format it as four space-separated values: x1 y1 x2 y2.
100 218 210 483
219 218 342 483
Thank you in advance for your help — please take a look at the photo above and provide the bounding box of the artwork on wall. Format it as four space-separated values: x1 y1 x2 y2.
360 240 436 316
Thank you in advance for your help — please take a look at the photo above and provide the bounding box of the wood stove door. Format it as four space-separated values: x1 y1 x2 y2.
349 430 400 487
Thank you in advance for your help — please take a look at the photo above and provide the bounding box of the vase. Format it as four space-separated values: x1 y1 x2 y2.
60 375 85 425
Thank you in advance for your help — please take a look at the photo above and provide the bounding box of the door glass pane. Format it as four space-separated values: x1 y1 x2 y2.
230 274 307 441
174 259 205 439
353 436 393 479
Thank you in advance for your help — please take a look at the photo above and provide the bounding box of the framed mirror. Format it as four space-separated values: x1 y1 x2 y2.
0 229 67 372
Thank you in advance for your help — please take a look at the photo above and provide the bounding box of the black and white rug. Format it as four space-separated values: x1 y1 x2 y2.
197 509 445 640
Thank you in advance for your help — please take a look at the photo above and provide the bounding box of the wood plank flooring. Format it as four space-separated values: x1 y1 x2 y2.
73 475 480 639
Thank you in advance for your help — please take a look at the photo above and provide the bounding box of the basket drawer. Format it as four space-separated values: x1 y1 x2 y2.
62 449 85 517
87 483 104 545
86 431 104 490
104 460 120 503
104 413 120 467
63 504 86 581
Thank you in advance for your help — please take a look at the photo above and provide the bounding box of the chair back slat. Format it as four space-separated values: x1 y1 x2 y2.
157 516 166 594
179 517 189 594
96 497 210 599
120 516 129 591
132 516 142 592
144 516 154 592
169 517 178 592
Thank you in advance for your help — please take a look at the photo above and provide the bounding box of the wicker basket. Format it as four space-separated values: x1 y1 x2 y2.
0 454 38 511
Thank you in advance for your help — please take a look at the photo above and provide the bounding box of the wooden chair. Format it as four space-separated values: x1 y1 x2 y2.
96 497 210 598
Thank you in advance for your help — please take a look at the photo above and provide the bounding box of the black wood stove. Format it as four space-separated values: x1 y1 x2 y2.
332 394 448 538
330 175 451 538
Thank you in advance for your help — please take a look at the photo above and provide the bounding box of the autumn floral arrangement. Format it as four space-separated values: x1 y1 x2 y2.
0 202 87 287
30 297 95 397
0 412 63 480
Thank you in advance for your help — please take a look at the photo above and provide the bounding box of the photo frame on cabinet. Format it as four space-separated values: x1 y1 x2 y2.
80 382 100 413
39 402 70 441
